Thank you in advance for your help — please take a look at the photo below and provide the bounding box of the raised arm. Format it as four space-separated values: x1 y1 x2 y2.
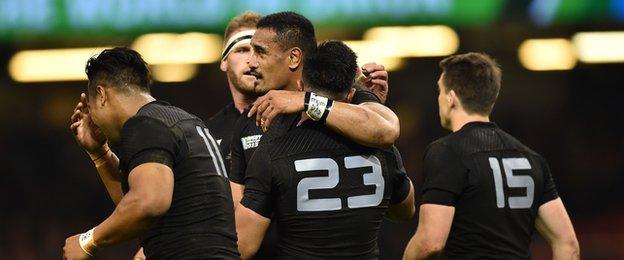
247 63 399 149
535 198 580 260
324 101 399 149
70 93 123 204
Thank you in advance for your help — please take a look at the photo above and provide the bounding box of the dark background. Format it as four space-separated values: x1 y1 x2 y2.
1 0 623 259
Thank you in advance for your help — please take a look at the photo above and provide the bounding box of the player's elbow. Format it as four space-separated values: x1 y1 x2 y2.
237 240 259 260
404 239 444 260
378 123 400 148
418 240 445 259
553 235 580 259
365 120 399 149
134 194 171 219
358 104 400 148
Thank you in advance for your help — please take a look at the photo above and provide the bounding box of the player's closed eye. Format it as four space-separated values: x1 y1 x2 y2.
235 47 250 53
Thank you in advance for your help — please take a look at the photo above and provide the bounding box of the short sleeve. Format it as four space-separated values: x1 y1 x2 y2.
420 142 468 206
388 146 411 204
240 145 274 218
121 116 178 172
229 116 248 184
351 90 381 105
539 157 559 205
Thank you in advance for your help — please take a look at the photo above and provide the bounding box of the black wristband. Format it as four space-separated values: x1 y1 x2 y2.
319 99 333 124
304 91 311 111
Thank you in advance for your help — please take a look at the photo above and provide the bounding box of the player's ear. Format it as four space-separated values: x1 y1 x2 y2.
345 88 356 103
96 85 107 106
448 89 458 109
288 47 303 71
219 59 228 72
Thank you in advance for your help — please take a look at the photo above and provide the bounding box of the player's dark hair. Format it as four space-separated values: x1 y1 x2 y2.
85 47 151 97
257 11 317 56
302 40 357 100
439 52 501 115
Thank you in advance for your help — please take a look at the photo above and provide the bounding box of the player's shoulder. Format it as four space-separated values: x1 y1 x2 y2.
435 121 544 159
136 100 200 127
494 127 543 158
207 103 237 125
232 110 258 134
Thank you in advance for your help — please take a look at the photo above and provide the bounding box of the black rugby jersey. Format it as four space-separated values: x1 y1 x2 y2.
207 102 242 174
241 119 411 259
119 101 239 259
421 122 558 260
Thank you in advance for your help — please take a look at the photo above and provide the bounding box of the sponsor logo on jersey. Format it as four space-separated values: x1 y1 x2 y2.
241 135 262 150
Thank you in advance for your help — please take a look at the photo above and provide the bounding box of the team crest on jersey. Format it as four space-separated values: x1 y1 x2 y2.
241 135 262 150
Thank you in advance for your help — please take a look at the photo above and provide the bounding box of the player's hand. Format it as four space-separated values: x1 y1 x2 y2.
70 93 108 156
358 63 389 104
133 247 146 260
63 234 90 260
248 90 305 132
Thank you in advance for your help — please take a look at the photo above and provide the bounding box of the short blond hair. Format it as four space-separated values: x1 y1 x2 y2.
224 11 262 41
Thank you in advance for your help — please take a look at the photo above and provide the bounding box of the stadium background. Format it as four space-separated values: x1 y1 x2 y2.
1 0 623 259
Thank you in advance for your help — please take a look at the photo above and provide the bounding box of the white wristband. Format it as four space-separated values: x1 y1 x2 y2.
306 92 329 121
79 228 97 256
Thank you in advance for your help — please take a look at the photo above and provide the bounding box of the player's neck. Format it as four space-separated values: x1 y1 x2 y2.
228 84 255 114
450 112 490 132
284 72 302 91
116 93 156 127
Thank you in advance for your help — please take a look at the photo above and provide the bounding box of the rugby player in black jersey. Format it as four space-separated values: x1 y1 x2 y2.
229 11 399 200
206 11 262 171
235 40 415 259
403 53 579 260
225 11 396 260
63 47 239 259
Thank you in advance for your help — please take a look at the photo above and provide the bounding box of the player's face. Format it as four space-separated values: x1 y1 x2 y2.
437 73 452 129
248 28 291 94
86 86 120 143
221 30 256 96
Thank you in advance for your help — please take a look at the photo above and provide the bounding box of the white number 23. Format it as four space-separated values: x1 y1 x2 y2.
295 155 385 212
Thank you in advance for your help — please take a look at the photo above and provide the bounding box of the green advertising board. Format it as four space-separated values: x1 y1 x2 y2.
0 0 505 40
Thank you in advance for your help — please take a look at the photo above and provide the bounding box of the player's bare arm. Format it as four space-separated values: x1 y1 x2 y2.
63 162 174 258
235 204 270 259
230 182 244 209
70 93 123 204
386 179 416 222
248 63 399 149
535 198 580 260
403 204 455 260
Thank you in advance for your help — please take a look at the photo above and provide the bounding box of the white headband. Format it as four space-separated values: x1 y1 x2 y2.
222 29 255 60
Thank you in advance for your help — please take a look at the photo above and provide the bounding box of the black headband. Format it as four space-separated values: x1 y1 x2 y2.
222 35 253 60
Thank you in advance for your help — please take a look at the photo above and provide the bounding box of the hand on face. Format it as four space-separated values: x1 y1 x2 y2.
70 93 108 155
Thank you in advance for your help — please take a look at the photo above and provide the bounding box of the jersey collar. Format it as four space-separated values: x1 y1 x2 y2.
461 121 498 131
